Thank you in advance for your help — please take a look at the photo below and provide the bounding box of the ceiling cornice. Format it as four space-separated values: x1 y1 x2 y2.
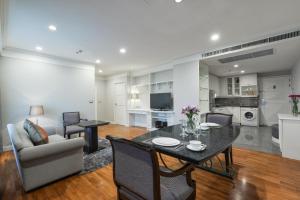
1 47 95 71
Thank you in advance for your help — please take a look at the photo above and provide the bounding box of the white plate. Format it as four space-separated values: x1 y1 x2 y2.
200 126 209 130
186 144 207 152
200 122 221 127
152 137 180 147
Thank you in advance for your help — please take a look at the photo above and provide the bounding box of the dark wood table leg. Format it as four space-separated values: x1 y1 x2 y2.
84 126 98 154
224 147 231 173
196 146 235 179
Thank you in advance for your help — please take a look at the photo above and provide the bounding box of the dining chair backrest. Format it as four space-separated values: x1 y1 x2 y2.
63 112 80 126
206 113 233 126
107 136 160 200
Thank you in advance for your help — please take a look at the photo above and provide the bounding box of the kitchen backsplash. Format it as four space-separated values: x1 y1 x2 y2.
215 97 259 107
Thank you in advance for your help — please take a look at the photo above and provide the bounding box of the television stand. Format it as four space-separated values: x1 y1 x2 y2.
150 110 175 131
127 109 175 130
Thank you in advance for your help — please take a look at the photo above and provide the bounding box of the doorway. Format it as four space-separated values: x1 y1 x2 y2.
96 79 106 121
113 82 127 125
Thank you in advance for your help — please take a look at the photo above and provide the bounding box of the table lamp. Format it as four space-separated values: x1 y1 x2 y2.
29 105 44 124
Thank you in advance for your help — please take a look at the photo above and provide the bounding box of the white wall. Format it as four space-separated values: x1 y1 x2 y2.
0 57 95 148
291 59 300 93
173 61 199 122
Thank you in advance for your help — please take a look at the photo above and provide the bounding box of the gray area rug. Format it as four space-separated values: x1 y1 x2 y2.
82 139 112 173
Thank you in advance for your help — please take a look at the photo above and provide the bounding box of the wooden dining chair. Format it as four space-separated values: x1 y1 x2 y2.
206 113 234 170
106 135 196 200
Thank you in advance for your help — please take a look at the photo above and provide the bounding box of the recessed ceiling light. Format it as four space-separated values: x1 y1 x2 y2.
241 70 245 74
175 0 183 3
234 64 239 68
210 33 220 41
119 48 127 54
48 25 57 32
35 46 43 51
96 59 101 64
98 69 103 73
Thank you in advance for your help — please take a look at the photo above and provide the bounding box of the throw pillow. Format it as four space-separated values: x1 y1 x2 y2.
23 119 49 145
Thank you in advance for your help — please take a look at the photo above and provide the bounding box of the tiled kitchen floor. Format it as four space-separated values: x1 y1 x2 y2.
233 126 281 155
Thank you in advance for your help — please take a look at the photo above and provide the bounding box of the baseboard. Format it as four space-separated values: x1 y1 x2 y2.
3 145 12 152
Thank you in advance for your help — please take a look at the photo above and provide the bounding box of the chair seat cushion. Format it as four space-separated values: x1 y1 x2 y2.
161 174 194 200
48 135 66 143
119 186 144 200
118 172 194 200
66 125 85 134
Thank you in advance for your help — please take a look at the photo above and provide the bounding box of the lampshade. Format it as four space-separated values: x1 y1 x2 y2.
29 105 44 116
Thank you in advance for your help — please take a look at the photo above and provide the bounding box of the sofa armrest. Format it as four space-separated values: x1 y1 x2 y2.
18 137 84 163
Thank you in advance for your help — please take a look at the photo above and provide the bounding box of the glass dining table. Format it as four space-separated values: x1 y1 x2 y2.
133 124 240 178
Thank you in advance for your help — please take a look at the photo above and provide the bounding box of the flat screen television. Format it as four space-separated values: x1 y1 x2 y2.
150 93 173 110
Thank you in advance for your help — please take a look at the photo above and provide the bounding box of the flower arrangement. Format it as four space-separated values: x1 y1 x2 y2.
182 106 200 133
288 94 300 116
182 106 200 119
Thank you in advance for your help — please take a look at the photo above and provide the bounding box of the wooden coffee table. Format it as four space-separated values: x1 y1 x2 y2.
78 120 109 154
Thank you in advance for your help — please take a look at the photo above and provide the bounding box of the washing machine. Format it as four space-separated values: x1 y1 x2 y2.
241 107 259 126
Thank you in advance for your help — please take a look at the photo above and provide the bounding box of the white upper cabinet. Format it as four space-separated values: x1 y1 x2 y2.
225 76 240 96
240 74 258 96
240 74 257 86
218 73 258 97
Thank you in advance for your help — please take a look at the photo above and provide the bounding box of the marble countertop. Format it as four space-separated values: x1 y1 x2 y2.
278 114 300 121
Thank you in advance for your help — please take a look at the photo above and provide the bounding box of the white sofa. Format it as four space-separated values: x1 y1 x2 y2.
7 122 85 191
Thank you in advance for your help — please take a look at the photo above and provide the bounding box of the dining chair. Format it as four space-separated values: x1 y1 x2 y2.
106 135 196 200
206 113 233 126
62 112 87 139
206 112 234 170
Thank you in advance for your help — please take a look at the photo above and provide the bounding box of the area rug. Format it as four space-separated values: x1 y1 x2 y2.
82 139 112 173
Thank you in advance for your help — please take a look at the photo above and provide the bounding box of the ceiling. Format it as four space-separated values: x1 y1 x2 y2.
203 37 300 77
3 0 300 75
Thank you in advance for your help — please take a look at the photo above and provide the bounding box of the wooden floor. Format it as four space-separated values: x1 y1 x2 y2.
1 124 300 200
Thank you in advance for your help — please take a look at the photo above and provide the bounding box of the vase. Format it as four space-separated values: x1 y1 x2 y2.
292 101 298 116
186 118 196 134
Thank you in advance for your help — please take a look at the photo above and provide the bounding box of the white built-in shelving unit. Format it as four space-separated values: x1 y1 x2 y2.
128 69 175 130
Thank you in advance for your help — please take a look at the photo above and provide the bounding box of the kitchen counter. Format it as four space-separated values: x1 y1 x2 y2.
278 113 300 160
278 114 300 120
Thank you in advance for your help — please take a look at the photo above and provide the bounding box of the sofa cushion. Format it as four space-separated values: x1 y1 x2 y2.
48 135 66 143
11 122 34 151
23 119 49 145
35 124 49 143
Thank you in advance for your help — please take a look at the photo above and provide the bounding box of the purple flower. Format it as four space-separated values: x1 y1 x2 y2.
182 105 199 119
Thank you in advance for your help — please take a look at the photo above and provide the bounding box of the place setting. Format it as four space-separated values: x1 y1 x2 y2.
186 140 207 152
146 137 185 150
143 136 207 152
